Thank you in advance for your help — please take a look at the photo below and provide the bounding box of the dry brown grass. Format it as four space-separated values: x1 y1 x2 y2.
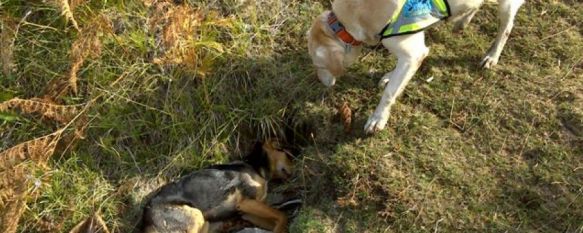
149 1 203 69
68 0 86 11
68 212 110 233
1 16 17 76
68 14 112 94
52 0 81 31
0 98 80 124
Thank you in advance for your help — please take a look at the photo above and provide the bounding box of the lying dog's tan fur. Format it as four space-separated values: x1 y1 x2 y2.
308 0 524 134
140 141 293 233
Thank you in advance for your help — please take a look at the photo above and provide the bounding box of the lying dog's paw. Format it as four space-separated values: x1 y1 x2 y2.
364 113 389 134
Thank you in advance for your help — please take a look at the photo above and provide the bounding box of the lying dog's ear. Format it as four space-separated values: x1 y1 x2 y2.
249 141 264 158
245 141 272 178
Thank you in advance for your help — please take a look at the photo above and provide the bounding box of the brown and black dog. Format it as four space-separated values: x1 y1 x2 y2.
139 140 294 233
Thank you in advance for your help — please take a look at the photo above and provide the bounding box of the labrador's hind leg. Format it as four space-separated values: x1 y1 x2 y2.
452 8 479 33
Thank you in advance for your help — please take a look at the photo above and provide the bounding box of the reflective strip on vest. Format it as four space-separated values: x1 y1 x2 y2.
381 0 450 38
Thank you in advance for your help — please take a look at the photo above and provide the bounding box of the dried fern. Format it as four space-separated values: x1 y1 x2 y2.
0 194 26 233
0 129 64 232
0 129 64 170
0 166 25 207
0 165 33 233
148 2 205 70
69 58 84 94
0 98 80 124
0 101 84 232
68 14 112 94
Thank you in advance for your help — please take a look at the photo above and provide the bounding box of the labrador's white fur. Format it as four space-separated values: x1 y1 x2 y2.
307 0 524 134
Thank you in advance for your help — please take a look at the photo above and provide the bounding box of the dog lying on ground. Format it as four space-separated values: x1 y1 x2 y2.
307 0 524 134
139 141 294 233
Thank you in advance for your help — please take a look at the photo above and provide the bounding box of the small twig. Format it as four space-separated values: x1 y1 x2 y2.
541 25 576 41
11 10 32 43
517 119 536 156
21 21 59 31
434 218 445 233
559 56 583 81
331 211 344 232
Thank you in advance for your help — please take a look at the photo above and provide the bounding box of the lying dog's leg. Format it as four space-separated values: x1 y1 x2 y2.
365 32 429 134
481 0 524 68
242 214 276 230
452 8 479 33
143 204 208 233
198 222 209 233
237 199 288 233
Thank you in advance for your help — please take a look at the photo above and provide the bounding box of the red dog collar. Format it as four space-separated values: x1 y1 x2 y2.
327 12 362 47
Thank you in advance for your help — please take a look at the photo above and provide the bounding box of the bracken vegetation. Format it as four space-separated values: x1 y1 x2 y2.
1 0 582 232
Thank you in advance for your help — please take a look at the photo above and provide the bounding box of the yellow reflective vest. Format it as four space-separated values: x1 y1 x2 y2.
380 0 451 38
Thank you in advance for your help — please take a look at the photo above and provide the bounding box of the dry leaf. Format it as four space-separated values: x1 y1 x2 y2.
69 212 110 233
0 98 80 124
339 101 352 133
336 196 358 208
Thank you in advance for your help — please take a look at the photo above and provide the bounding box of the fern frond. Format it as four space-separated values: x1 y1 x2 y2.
0 129 63 170
0 98 80 124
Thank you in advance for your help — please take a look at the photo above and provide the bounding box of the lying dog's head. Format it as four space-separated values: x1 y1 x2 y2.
246 140 293 180
307 11 361 87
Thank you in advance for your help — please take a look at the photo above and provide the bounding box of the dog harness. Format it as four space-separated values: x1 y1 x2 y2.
380 0 451 38
327 0 450 48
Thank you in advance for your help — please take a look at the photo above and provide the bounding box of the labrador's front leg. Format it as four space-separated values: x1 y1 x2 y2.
365 32 429 134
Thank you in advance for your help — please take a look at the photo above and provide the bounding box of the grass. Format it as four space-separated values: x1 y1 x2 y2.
1 0 582 232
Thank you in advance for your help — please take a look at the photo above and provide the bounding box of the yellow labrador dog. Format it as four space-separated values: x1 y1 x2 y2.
307 0 524 134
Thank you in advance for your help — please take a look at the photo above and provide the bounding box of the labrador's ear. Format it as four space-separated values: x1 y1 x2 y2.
328 50 346 77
